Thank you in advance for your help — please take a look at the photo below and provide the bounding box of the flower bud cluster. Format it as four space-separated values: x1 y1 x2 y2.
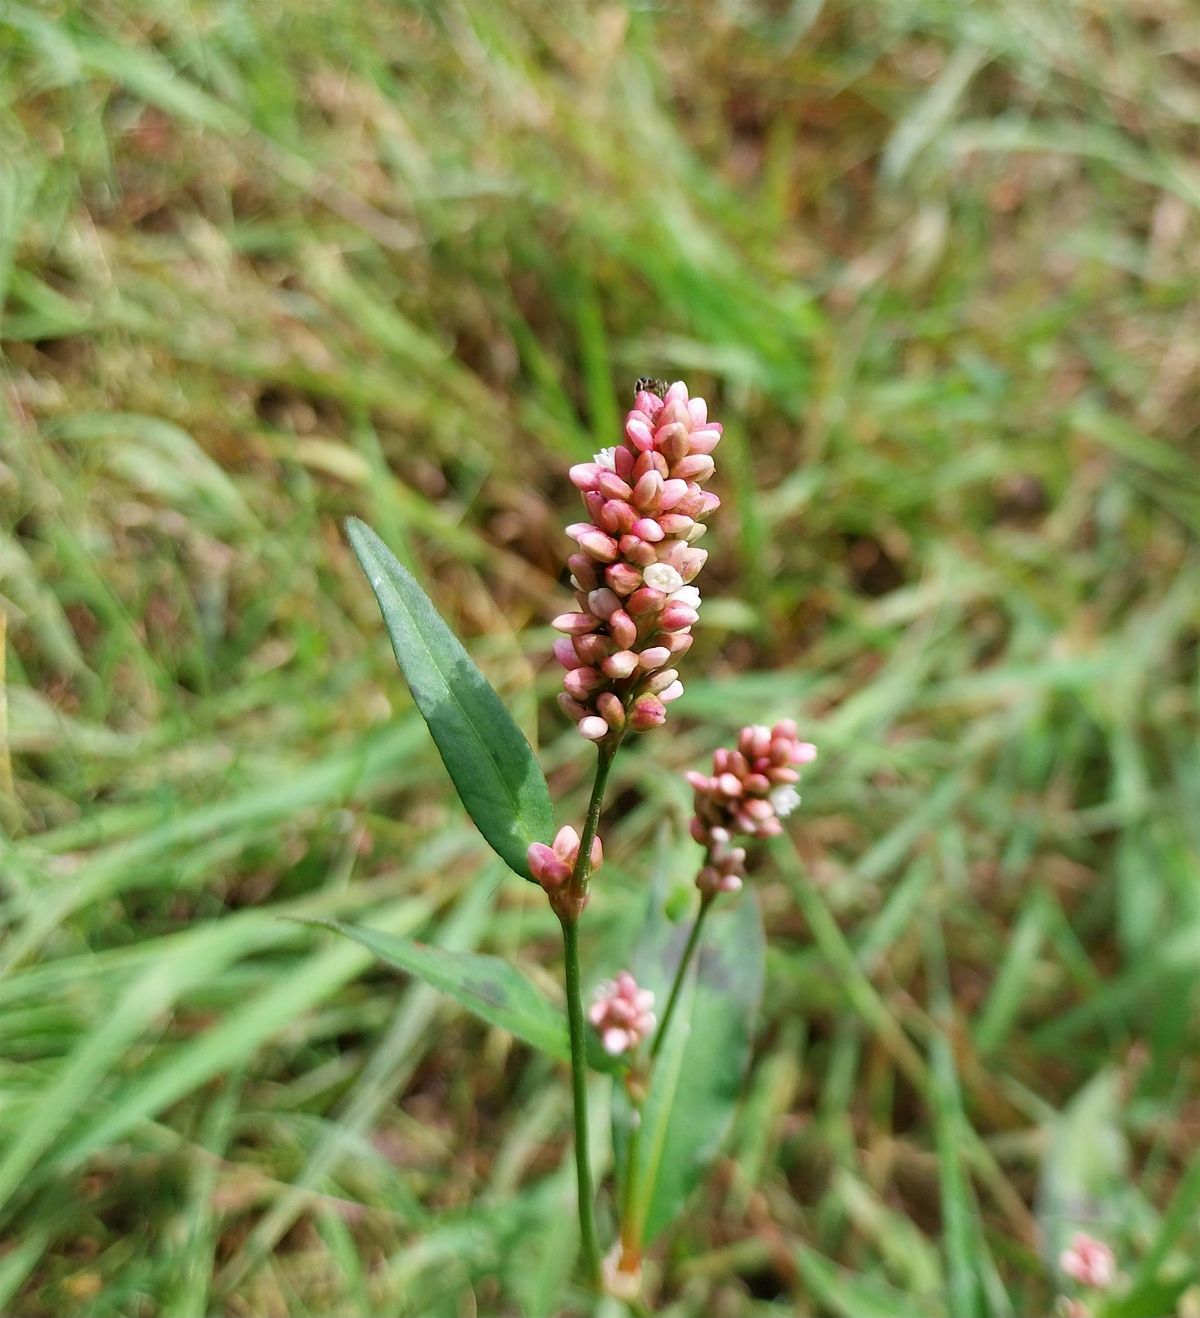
686 720 816 895
552 381 721 742
588 970 656 1056
1059 1233 1115 1289
527 825 603 892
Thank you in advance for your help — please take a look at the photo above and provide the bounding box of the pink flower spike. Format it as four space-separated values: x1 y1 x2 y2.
548 378 722 739
1060 1234 1115 1289
686 720 818 885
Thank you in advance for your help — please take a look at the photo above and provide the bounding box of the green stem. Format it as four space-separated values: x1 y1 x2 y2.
568 740 618 904
560 912 602 1286
556 740 620 1287
649 894 712 1061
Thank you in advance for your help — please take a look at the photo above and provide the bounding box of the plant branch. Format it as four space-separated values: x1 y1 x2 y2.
557 739 621 1288
559 911 602 1286
650 892 712 1061
568 739 618 905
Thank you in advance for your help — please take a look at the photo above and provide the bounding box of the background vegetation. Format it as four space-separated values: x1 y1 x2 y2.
2 1 1198 1314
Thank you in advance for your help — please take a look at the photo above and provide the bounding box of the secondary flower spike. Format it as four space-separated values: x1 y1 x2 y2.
687 720 816 894
588 971 656 1056
552 381 721 742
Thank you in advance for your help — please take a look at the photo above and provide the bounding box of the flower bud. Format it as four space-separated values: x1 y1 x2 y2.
597 692 625 730
527 842 570 889
577 530 620 562
597 471 633 501
629 694 666 731
605 562 643 595
609 609 637 649
638 646 672 670
627 586 665 616
674 454 715 482
660 602 699 631
568 553 599 591
552 612 599 635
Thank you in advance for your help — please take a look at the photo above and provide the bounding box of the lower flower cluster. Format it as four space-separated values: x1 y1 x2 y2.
588 971 656 1056
687 720 817 894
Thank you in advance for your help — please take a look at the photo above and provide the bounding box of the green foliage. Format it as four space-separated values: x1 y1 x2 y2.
316 918 621 1073
638 890 759 1238
615 887 766 1245
1 0 1198 1313
346 517 553 881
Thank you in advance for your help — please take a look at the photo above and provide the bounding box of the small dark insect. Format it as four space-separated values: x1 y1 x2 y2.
634 377 668 400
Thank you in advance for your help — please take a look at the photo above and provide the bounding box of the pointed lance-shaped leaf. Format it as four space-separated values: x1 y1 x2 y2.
313 920 622 1073
346 517 553 880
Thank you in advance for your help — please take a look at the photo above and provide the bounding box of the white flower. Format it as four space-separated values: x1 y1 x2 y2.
670 584 701 609
643 563 683 593
769 785 801 818
593 446 617 470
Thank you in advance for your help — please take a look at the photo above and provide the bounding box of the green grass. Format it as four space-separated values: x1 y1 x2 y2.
2 1 1198 1314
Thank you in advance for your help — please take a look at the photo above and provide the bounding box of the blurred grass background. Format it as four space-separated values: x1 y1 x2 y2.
2 1 1199 1315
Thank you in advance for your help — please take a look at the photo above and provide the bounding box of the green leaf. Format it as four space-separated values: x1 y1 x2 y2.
345 517 553 880
614 882 765 1244
317 920 622 1073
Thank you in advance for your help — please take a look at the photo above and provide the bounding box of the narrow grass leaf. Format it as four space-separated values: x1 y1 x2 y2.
317 920 620 1073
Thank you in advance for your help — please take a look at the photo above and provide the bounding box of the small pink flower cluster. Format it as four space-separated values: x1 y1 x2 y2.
589 970 656 1056
528 825 603 892
1060 1233 1115 1289
552 381 721 742
687 720 816 894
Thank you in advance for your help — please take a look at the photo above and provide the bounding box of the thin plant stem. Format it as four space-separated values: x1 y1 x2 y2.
557 740 621 1287
569 740 618 904
559 911 602 1286
649 893 712 1061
